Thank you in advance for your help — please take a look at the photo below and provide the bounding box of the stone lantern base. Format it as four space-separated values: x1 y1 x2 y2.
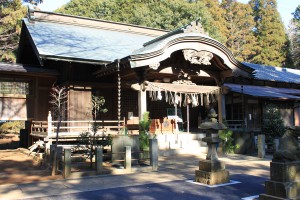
195 159 230 185
259 161 300 200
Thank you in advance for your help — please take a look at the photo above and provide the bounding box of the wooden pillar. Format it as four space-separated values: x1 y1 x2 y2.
187 104 190 133
218 91 223 123
138 84 147 120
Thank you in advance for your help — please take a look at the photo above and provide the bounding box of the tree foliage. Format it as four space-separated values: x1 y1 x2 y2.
56 0 224 42
0 0 27 62
262 103 285 138
201 0 227 44
221 0 257 62
289 5 300 68
249 0 290 67
0 0 296 69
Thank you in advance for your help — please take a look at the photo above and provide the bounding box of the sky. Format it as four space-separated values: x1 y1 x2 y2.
38 0 299 29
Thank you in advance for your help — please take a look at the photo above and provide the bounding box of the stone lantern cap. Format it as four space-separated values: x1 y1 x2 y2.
199 108 227 131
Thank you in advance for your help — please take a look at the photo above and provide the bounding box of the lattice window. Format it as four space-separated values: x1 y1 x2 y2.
0 81 31 95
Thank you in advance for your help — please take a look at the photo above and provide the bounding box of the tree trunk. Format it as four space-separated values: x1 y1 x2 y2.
52 115 61 176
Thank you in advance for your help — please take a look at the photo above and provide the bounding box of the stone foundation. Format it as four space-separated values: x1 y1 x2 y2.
260 161 300 200
195 159 229 185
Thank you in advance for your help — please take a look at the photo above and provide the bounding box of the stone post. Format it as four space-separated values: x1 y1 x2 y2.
96 147 103 174
47 111 52 136
258 134 265 158
63 148 71 178
125 146 131 172
150 139 158 171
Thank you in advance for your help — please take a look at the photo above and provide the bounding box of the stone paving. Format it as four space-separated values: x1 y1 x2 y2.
0 153 272 200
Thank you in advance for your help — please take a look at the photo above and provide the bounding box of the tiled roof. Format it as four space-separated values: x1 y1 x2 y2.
24 18 157 63
0 62 59 75
242 62 300 84
225 83 300 100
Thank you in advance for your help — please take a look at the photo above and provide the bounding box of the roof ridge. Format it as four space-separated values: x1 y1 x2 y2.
27 9 168 37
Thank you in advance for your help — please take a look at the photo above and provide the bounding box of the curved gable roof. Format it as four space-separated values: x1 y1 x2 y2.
129 23 253 78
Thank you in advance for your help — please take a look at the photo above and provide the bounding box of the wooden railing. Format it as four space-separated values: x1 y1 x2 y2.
31 112 125 137
226 120 245 130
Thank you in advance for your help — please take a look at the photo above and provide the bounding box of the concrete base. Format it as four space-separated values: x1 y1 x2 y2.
195 159 229 185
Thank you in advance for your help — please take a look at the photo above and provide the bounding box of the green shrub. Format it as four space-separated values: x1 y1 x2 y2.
139 112 152 150
218 129 239 154
262 104 285 138
0 121 25 134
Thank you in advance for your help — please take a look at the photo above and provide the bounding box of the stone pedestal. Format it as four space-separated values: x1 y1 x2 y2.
259 161 300 200
195 160 229 185
195 135 229 185
196 108 229 185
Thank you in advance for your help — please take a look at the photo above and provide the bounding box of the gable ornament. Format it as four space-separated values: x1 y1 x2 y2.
183 19 208 35
183 49 213 65
149 62 160 70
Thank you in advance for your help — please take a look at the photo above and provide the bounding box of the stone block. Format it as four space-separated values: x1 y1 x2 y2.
195 169 229 185
112 135 139 164
198 160 225 172
259 193 297 200
270 161 300 182
258 134 266 158
264 180 300 199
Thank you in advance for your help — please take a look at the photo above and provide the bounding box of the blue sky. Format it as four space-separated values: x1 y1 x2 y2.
38 0 299 29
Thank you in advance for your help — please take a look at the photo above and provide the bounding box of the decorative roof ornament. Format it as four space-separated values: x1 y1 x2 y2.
183 49 213 65
149 62 160 70
183 19 208 35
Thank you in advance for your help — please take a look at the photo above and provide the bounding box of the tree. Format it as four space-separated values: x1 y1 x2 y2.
262 103 285 139
221 0 257 62
289 5 300 68
86 95 108 167
49 85 68 176
56 0 224 42
250 0 290 67
200 0 227 44
0 0 27 62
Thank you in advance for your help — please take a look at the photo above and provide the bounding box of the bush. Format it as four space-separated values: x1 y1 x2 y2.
139 112 152 150
262 104 285 138
218 129 239 154
0 121 25 134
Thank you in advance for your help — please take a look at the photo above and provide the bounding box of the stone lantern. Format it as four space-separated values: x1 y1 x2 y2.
195 108 229 185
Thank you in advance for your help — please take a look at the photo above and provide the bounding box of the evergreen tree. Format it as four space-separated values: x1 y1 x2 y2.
56 0 223 42
221 0 257 62
250 0 289 67
262 103 285 138
289 5 300 68
201 0 227 44
0 0 27 62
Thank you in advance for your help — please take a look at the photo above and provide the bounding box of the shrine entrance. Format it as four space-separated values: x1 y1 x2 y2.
96 20 253 133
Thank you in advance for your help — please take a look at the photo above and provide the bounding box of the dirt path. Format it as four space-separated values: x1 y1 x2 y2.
0 149 62 185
